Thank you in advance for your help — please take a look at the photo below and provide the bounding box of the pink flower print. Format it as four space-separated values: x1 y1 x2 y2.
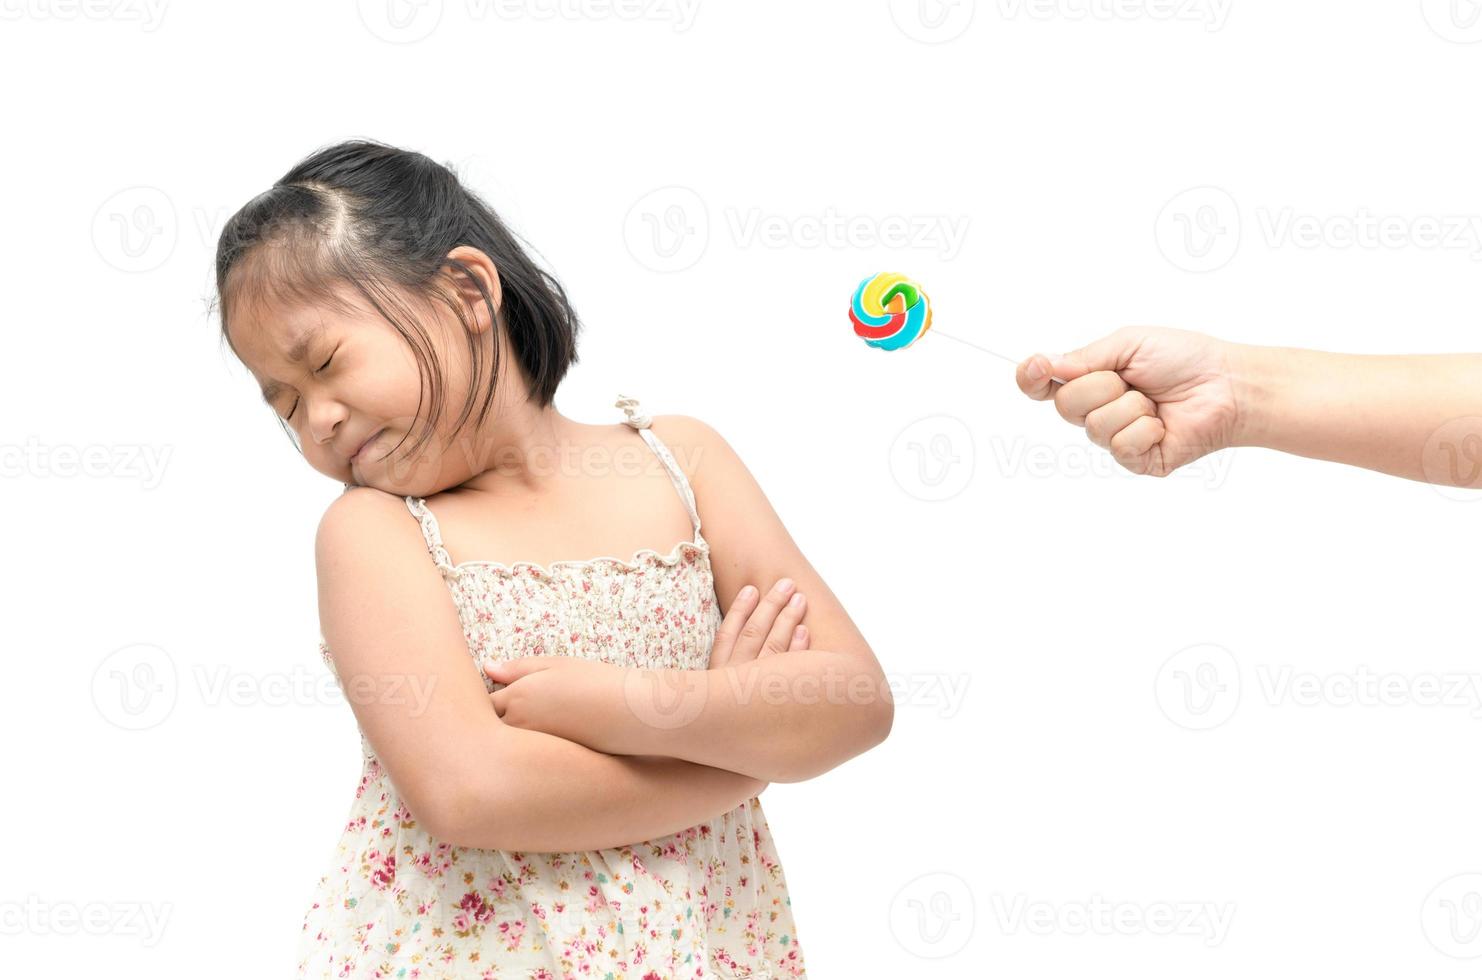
458 890 495 925
497 918 525 949
412 843 452 878
370 854 396 891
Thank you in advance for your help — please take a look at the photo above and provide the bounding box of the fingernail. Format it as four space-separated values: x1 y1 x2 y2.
481 658 497 672
789 593 805 608
740 586 756 601
774 578 794 595
1025 357 1046 382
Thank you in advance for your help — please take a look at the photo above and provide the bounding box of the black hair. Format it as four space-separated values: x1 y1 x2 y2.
209 138 581 460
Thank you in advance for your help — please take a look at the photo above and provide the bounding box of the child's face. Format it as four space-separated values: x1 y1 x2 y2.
227 275 498 496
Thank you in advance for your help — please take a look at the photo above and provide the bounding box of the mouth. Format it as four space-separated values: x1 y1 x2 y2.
351 428 385 464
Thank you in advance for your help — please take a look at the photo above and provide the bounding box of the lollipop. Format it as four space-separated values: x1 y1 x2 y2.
846 272 1068 382
849 272 933 351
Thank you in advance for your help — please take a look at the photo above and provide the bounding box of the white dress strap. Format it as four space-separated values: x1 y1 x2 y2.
404 496 462 580
615 393 705 546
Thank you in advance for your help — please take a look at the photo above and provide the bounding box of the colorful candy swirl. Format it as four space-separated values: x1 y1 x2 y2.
848 272 933 351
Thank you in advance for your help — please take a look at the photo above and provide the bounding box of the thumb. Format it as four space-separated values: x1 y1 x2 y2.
1047 328 1140 384
1017 329 1139 401
482 656 542 681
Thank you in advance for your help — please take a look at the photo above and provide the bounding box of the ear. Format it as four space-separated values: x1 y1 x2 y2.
444 245 502 335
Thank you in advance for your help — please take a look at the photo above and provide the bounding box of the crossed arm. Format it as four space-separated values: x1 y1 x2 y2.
482 416 894 784
316 417 891 852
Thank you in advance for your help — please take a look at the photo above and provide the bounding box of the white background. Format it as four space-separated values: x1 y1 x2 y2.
6 1 1482 977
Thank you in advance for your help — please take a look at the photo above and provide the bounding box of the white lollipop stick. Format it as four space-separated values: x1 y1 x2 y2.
933 330 1069 384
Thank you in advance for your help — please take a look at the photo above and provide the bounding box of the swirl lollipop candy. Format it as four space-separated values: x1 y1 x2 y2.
849 272 933 351
846 272 1068 382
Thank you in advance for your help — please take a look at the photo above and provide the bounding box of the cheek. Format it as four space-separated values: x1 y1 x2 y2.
356 361 422 417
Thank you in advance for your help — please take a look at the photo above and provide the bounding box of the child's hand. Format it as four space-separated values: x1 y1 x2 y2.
481 656 625 738
1016 326 1247 477
708 578 810 670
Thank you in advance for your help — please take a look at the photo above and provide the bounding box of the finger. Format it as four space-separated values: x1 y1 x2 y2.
1054 371 1129 426
1016 353 1064 401
1048 327 1141 381
490 689 506 716
1109 415 1167 473
1084 389 1157 450
761 592 807 656
709 585 760 668
786 624 810 652
734 578 798 663
484 656 537 682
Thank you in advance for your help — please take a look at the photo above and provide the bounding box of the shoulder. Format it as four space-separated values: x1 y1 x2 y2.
315 486 420 568
646 414 743 494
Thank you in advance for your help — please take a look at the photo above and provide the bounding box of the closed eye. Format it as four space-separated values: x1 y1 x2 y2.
284 351 336 421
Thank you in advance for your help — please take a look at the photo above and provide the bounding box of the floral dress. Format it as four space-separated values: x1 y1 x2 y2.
297 395 806 979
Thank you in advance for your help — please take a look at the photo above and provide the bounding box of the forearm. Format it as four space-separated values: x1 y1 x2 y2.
1231 344 1482 487
612 649 893 784
440 723 765 852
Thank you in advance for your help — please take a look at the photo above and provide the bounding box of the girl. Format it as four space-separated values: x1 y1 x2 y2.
1014 325 1482 489
212 140 893 979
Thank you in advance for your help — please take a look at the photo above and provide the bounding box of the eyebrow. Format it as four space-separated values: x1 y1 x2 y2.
258 327 324 405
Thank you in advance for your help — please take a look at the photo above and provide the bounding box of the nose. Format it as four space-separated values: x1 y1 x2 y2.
306 394 346 448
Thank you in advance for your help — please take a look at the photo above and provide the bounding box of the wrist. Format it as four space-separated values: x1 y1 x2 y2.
1226 340 1285 450
607 666 696 758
